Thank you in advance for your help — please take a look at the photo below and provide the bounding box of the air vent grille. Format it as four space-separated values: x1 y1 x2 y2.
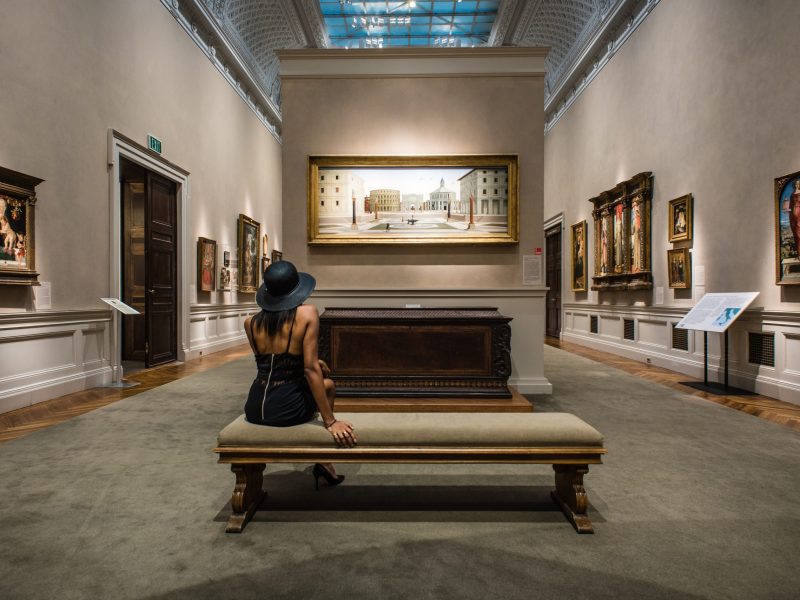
672 324 689 351
590 315 598 334
748 332 775 367
623 319 635 341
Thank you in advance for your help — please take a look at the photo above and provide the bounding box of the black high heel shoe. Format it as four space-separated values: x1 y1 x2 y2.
313 463 344 490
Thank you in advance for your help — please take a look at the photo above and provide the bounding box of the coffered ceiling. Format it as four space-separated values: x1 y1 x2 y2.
162 0 659 139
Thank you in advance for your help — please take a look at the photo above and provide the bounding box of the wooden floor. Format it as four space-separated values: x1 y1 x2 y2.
1 339 798 444
546 337 800 432
0 345 251 444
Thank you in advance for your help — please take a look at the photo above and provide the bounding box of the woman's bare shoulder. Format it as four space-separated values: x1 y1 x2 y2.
297 304 319 321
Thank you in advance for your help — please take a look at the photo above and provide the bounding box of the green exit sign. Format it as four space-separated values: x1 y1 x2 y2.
147 134 162 154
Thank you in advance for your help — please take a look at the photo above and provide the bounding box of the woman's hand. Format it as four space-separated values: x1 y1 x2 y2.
326 419 356 447
319 359 331 378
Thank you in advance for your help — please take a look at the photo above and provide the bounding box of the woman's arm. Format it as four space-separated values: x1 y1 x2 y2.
302 306 355 446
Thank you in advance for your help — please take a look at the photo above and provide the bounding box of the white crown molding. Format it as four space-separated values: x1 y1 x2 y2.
288 0 330 48
544 0 661 133
278 47 547 78
160 0 283 142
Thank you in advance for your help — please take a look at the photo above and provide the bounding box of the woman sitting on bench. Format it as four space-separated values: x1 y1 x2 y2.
244 260 356 489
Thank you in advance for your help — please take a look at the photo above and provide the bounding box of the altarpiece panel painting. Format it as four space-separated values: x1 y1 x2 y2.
590 172 653 291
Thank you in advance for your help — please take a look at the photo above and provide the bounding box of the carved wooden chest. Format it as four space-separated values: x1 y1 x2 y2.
319 307 512 398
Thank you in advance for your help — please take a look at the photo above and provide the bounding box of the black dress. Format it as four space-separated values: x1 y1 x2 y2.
244 315 317 426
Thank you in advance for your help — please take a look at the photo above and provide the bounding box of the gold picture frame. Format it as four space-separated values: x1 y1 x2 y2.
775 169 800 285
0 166 43 286
668 194 693 242
589 172 653 291
571 220 588 291
307 155 519 245
667 248 691 289
237 214 260 293
197 237 216 292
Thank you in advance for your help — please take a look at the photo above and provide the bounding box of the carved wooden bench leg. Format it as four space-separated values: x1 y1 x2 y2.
550 464 594 534
226 463 267 533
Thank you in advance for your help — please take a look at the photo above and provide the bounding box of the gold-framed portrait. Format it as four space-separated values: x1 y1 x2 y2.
571 220 588 291
307 154 519 245
668 194 692 242
667 247 691 289
0 166 43 285
237 214 260 293
775 169 800 285
197 237 216 292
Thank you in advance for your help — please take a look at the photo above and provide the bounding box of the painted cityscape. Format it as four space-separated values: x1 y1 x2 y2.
310 159 516 244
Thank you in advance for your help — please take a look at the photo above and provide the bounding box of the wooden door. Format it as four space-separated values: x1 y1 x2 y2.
545 225 562 339
145 171 178 367
121 176 147 361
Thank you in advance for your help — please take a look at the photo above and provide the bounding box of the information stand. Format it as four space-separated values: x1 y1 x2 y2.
674 292 759 396
100 298 141 388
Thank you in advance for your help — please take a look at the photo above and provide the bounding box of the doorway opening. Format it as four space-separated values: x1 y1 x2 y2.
120 156 178 369
545 223 562 339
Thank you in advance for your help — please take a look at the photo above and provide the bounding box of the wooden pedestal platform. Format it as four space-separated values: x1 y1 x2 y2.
335 387 533 413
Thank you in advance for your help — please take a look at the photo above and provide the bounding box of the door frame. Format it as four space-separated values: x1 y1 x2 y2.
543 212 564 339
107 129 190 380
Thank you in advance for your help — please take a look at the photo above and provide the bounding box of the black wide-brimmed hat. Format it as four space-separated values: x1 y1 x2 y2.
256 260 316 312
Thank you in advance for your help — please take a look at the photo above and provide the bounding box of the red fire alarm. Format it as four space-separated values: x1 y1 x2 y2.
534 247 543 255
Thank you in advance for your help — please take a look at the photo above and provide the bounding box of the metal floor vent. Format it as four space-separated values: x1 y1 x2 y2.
672 324 689 351
590 315 598 334
748 332 775 367
623 319 635 341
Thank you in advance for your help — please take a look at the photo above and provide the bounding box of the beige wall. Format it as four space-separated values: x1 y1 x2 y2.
279 52 551 393
0 0 282 311
545 0 800 310
281 74 544 287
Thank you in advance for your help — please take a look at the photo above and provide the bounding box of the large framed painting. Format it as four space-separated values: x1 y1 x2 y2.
307 155 519 245
667 248 691 289
776 169 800 284
668 194 692 242
0 166 43 285
571 220 588 291
589 171 653 291
237 214 260 293
197 237 216 292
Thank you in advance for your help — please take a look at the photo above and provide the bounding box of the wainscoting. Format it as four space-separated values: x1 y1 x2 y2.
0 309 113 414
562 303 800 405
310 288 552 395
184 302 258 361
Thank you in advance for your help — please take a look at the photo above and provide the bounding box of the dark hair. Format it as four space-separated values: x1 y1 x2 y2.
252 307 296 338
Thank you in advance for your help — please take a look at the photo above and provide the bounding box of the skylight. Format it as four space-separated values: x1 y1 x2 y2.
318 1 500 49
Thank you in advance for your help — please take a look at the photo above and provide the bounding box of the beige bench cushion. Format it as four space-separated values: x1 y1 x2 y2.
217 412 603 448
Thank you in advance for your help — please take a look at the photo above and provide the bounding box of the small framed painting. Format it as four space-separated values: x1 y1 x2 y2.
571 220 588 291
775 169 800 284
272 249 283 263
667 248 691 289
197 237 216 292
668 194 692 242
237 214 260 293
219 266 231 291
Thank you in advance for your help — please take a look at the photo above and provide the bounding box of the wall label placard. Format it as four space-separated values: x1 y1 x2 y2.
675 292 759 333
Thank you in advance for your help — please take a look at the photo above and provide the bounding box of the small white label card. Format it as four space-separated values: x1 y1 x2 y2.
655 286 664 305
522 255 543 285
100 298 140 315
34 281 52 310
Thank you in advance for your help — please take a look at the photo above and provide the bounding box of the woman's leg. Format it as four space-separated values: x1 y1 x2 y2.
321 377 338 477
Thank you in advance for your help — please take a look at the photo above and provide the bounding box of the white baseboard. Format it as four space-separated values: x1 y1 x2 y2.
562 304 800 406
511 377 553 395
0 310 113 415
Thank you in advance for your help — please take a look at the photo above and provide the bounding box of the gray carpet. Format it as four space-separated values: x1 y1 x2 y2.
1 345 798 600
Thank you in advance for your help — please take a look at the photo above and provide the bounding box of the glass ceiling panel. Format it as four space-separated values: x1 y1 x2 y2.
318 0 500 49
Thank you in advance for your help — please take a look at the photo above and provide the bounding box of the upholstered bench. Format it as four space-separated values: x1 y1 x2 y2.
215 412 606 534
